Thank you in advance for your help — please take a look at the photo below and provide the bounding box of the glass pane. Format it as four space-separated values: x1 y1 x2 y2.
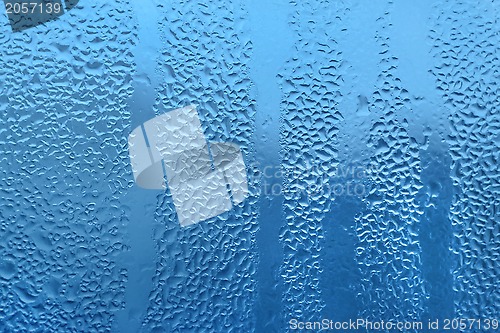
0 0 498 332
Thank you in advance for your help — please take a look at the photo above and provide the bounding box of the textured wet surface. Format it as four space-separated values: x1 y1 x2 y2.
0 0 498 332
0 0 135 331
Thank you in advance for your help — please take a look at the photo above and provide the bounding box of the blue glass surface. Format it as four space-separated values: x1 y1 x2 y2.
0 0 498 332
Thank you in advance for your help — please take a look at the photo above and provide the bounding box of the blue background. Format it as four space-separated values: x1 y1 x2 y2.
0 0 498 332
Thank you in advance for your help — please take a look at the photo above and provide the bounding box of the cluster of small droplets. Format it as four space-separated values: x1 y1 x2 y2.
278 0 351 326
354 1 426 330
429 0 500 320
0 1 136 332
140 1 258 332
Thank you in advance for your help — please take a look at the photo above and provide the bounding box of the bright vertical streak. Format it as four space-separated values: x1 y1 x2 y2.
248 1 294 331
115 1 161 332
